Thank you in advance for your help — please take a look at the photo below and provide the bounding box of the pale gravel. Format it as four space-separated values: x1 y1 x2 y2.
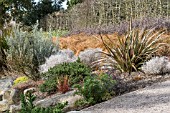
79 79 170 113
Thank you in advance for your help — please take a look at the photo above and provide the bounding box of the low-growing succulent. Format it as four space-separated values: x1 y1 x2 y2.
14 76 30 86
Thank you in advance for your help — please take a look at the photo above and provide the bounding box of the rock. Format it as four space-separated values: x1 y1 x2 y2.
10 89 20 104
0 78 13 91
9 104 21 113
0 100 9 112
0 88 21 112
68 111 92 113
0 94 2 101
3 89 11 100
59 94 82 108
35 90 83 108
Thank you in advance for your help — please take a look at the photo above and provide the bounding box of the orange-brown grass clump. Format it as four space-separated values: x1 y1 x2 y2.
59 31 170 57
156 33 170 57
59 33 123 56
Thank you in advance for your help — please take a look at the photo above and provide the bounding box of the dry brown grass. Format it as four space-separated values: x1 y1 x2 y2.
59 31 170 57
59 33 123 56
156 33 170 56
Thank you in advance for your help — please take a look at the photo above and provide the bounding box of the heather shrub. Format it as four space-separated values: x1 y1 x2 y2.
74 74 116 104
78 48 102 67
141 56 170 75
39 49 77 73
98 28 165 74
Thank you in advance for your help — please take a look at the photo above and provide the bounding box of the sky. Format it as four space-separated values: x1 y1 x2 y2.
34 0 68 9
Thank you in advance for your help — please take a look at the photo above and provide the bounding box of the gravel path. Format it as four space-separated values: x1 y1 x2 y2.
79 79 170 113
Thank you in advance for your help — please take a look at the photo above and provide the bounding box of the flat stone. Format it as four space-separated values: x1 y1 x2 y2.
68 111 92 113
3 89 11 100
0 78 13 91
0 100 9 112
9 104 21 113
35 90 83 108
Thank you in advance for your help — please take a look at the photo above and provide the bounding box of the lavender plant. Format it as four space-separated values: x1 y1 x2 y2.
66 17 170 36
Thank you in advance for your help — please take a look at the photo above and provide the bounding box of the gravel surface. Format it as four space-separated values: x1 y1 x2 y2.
81 79 170 113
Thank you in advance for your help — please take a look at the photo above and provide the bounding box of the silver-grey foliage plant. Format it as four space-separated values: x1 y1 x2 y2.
7 23 56 80
39 49 77 73
141 56 170 75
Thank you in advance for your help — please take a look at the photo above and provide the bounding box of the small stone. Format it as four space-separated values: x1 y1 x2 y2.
9 104 21 113
3 89 11 100
24 87 36 95
35 90 83 108
10 89 20 104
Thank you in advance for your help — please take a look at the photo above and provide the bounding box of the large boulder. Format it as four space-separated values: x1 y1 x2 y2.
35 90 83 108
0 78 13 91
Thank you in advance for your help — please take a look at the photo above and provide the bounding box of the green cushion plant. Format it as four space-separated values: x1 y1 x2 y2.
74 74 116 105
44 58 91 79
40 59 91 93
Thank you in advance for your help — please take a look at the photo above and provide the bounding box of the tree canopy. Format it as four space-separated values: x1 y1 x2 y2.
23 0 65 26
67 0 83 9
0 0 66 26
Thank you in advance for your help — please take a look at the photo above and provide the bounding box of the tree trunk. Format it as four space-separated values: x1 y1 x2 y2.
0 47 7 73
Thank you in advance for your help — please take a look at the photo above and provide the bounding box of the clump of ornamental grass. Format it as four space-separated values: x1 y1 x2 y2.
96 28 165 74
